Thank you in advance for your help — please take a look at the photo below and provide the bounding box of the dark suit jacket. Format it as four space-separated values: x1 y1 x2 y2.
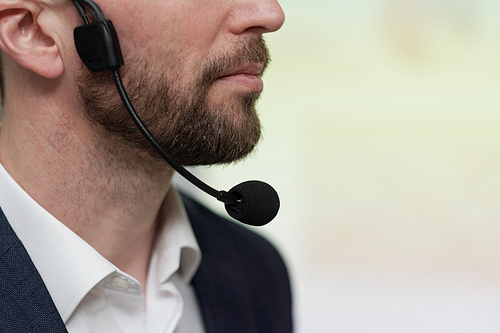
0 194 293 333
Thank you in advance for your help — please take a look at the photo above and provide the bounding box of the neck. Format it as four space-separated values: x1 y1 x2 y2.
0 96 173 287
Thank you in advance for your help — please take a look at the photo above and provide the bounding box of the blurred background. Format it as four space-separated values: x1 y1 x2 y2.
178 0 500 332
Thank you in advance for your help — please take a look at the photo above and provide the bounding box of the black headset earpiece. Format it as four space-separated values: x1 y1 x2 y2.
72 0 123 72
74 20 123 72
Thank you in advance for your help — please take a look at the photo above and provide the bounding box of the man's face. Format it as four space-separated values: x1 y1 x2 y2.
76 0 285 166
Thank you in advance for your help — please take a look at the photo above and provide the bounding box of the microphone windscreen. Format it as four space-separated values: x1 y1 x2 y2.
224 180 280 226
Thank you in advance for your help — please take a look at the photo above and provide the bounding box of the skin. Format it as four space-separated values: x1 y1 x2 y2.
0 0 284 288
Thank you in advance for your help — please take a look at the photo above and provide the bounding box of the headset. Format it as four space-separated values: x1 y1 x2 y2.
70 0 280 226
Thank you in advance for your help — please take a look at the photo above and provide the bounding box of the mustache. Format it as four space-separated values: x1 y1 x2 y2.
200 37 270 85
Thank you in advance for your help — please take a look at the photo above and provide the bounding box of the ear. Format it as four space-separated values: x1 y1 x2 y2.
0 3 63 79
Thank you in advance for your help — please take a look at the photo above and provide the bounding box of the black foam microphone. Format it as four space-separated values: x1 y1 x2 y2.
71 0 280 226
225 181 280 226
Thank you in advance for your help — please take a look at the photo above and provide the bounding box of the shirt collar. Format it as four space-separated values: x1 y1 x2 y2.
152 188 201 285
0 162 201 322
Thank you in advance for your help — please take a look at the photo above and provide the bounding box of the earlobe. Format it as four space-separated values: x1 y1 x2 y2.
0 5 64 79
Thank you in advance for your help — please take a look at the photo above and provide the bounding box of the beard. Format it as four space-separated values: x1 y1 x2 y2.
76 37 270 166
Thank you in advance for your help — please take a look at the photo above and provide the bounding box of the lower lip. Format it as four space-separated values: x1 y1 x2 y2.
215 74 264 92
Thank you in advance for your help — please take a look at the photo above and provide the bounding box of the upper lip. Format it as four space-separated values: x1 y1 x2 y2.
218 63 265 78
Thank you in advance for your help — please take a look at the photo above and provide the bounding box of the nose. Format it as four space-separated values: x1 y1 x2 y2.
228 0 285 35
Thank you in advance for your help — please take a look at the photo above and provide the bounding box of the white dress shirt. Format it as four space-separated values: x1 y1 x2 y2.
0 162 205 333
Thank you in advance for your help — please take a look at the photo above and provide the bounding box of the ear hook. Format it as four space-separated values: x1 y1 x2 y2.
71 1 89 24
71 0 106 22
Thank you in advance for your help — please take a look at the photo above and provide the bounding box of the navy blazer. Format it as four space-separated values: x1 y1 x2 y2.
0 194 293 333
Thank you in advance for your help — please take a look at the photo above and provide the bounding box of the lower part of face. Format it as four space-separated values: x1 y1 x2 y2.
76 38 269 166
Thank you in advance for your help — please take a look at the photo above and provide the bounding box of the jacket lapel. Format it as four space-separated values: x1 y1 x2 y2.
0 208 68 333
184 196 259 333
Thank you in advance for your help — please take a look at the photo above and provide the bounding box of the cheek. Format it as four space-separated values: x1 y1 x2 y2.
106 1 227 83
164 14 224 69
